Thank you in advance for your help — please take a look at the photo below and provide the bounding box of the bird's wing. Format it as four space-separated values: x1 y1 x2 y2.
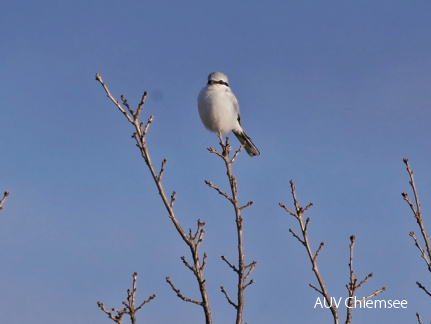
226 89 242 125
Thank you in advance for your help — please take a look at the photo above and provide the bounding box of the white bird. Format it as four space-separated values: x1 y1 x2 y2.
197 72 260 156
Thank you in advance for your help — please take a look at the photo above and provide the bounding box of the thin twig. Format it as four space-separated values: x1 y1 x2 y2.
166 277 202 306
205 180 233 203
244 261 257 283
221 255 238 273
0 191 10 211
97 302 124 324
243 279 254 290
220 286 237 308
157 159 167 182
288 228 305 246
181 256 195 272
409 231 430 270
309 283 324 296
416 312 423 324
416 281 431 298
240 201 253 211
314 242 325 261
353 287 387 305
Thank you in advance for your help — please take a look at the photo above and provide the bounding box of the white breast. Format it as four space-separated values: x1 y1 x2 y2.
197 85 241 134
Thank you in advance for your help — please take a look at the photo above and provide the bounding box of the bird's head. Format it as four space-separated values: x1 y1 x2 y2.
207 72 229 87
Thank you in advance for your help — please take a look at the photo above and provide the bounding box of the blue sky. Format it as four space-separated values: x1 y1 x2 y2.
1 1 431 323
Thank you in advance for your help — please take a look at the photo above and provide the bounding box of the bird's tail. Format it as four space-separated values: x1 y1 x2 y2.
233 130 260 156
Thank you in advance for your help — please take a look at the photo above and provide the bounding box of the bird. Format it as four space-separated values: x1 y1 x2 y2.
197 72 260 156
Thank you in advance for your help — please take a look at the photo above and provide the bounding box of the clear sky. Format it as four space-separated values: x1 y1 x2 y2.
1 1 431 323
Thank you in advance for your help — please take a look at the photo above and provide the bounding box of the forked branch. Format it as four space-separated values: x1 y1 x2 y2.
97 272 156 324
96 73 212 324
345 235 385 324
206 135 256 324
280 181 385 324
279 180 338 324
402 159 431 324
402 158 431 273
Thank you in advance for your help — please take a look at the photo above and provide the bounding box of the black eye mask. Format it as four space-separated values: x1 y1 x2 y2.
208 80 229 87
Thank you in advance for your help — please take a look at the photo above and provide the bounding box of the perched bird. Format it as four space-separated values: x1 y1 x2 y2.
197 72 260 156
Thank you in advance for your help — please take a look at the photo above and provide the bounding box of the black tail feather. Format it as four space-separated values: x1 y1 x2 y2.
233 130 260 156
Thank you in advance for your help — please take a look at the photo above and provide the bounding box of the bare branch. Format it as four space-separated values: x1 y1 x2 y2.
313 242 325 261
207 146 224 159
170 191 176 208
243 260 257 290
240 201 254 211
142 114 153 137
353 287 386 305
244 261 257 283
135 92 148 119
280 181 338 324
136 295 156 312
221 255 238 273
403 159 431 273
120 95 134 117
243 279 254 290
288 228 305 246
97 272 156 324
96 74 212 323
208 135 256 324
279 202 297 218
230 142 245 164
345 235 386 324
220 286 237 309
95 73 134 124
416 312 423 324
190 219 206 245
97 301 124 324
416 281 431 298
282 182 386 324
201 252 208 270
309 283 324 296
403 159 431 324
304 217 310 233
181 256 195 272
166 277 202 306
303 202 314 213
356 273 373 290
204 180 233 203
409 231 431 273
0 191 10 211
157 158 167 182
